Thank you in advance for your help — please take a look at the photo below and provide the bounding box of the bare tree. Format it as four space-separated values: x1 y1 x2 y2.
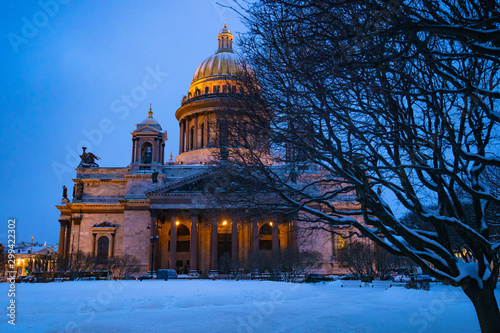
275 248 323 282
212 0 500 331
338 242 376 278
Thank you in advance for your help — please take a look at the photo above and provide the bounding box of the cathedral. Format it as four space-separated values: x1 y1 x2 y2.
55 25 353 276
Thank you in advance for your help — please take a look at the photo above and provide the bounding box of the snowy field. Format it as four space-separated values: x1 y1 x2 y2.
1 279 496 333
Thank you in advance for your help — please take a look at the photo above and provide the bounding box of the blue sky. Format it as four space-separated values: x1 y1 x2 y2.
0 0 245 245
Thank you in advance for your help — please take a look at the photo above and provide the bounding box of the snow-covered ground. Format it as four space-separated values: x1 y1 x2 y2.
1 279 495 332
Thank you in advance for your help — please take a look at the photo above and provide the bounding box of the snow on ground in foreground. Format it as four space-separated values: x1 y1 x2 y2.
1 280 494 333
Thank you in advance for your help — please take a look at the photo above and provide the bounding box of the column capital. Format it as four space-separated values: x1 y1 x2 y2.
58 219 70 226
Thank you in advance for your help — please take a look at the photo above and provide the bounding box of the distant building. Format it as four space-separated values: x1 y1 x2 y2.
6 242 57 276
56 25 358 275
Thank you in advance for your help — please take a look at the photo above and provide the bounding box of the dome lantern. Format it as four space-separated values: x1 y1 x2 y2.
217 24 233 53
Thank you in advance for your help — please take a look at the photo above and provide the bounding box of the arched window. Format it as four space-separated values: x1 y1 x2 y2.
200 123 204 147
97 236 109 258
259 223 273 250
190 127 194 150
195 88 201 96
259 223 272 235
177 224 190 236
141 142 153 164
168 224 190 236
170 224 190 252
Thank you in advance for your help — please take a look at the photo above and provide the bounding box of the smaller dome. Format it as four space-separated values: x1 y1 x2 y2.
136 106 162 130
140 117 159 125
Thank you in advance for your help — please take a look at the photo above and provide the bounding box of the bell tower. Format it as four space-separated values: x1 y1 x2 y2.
130 105 167 172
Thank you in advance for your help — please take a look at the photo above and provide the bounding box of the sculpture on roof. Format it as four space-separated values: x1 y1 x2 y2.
78 147 100 167
73 182 84 201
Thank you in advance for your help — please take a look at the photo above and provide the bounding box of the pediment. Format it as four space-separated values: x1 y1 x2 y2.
92 221 118 228
146 168 251 196
132 125 161 134
147 169 212 195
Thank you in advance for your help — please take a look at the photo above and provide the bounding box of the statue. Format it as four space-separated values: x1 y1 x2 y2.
62 185 68 199
78 147 100 168
75 182 84 200
152 170 159 183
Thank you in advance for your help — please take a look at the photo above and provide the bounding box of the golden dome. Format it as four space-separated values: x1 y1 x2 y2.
190 24 242 86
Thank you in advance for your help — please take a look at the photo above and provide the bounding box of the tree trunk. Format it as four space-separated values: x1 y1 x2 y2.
463 281 500 333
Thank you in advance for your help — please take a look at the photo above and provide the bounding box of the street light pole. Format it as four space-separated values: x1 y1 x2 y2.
30 235 34 274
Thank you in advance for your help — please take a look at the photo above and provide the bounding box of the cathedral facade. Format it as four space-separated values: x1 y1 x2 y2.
56 25 353 275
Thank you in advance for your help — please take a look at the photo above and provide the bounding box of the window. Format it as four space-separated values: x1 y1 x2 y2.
177 224 190 236
259 239 272 251
259 223 272 235
200 124 204 147
141 142 153 164
177 241 190 252
97 236 109 258
205 86 209 94
259 223 273 251
190 128 194 150
337 234 348 249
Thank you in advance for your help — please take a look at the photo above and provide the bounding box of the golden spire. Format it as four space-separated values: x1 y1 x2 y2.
148 103 153 118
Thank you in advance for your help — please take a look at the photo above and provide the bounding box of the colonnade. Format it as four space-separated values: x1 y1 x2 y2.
178 112 211 154
149 209 296 274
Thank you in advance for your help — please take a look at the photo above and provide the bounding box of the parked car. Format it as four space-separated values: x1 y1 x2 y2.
414 274 433 282
22 276 36 283
34 277 53 283
380 274 393 281
123 275 137 280
188 270 199 279
361 275 374 283
137 274 155 281
304 273 325 283
392 274 410 282
208 270 219 279
339 274 357 280
324 275 339 281
157 269 177 280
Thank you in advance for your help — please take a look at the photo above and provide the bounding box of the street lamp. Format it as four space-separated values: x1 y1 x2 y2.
29 235 34 274
147 217 161 276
